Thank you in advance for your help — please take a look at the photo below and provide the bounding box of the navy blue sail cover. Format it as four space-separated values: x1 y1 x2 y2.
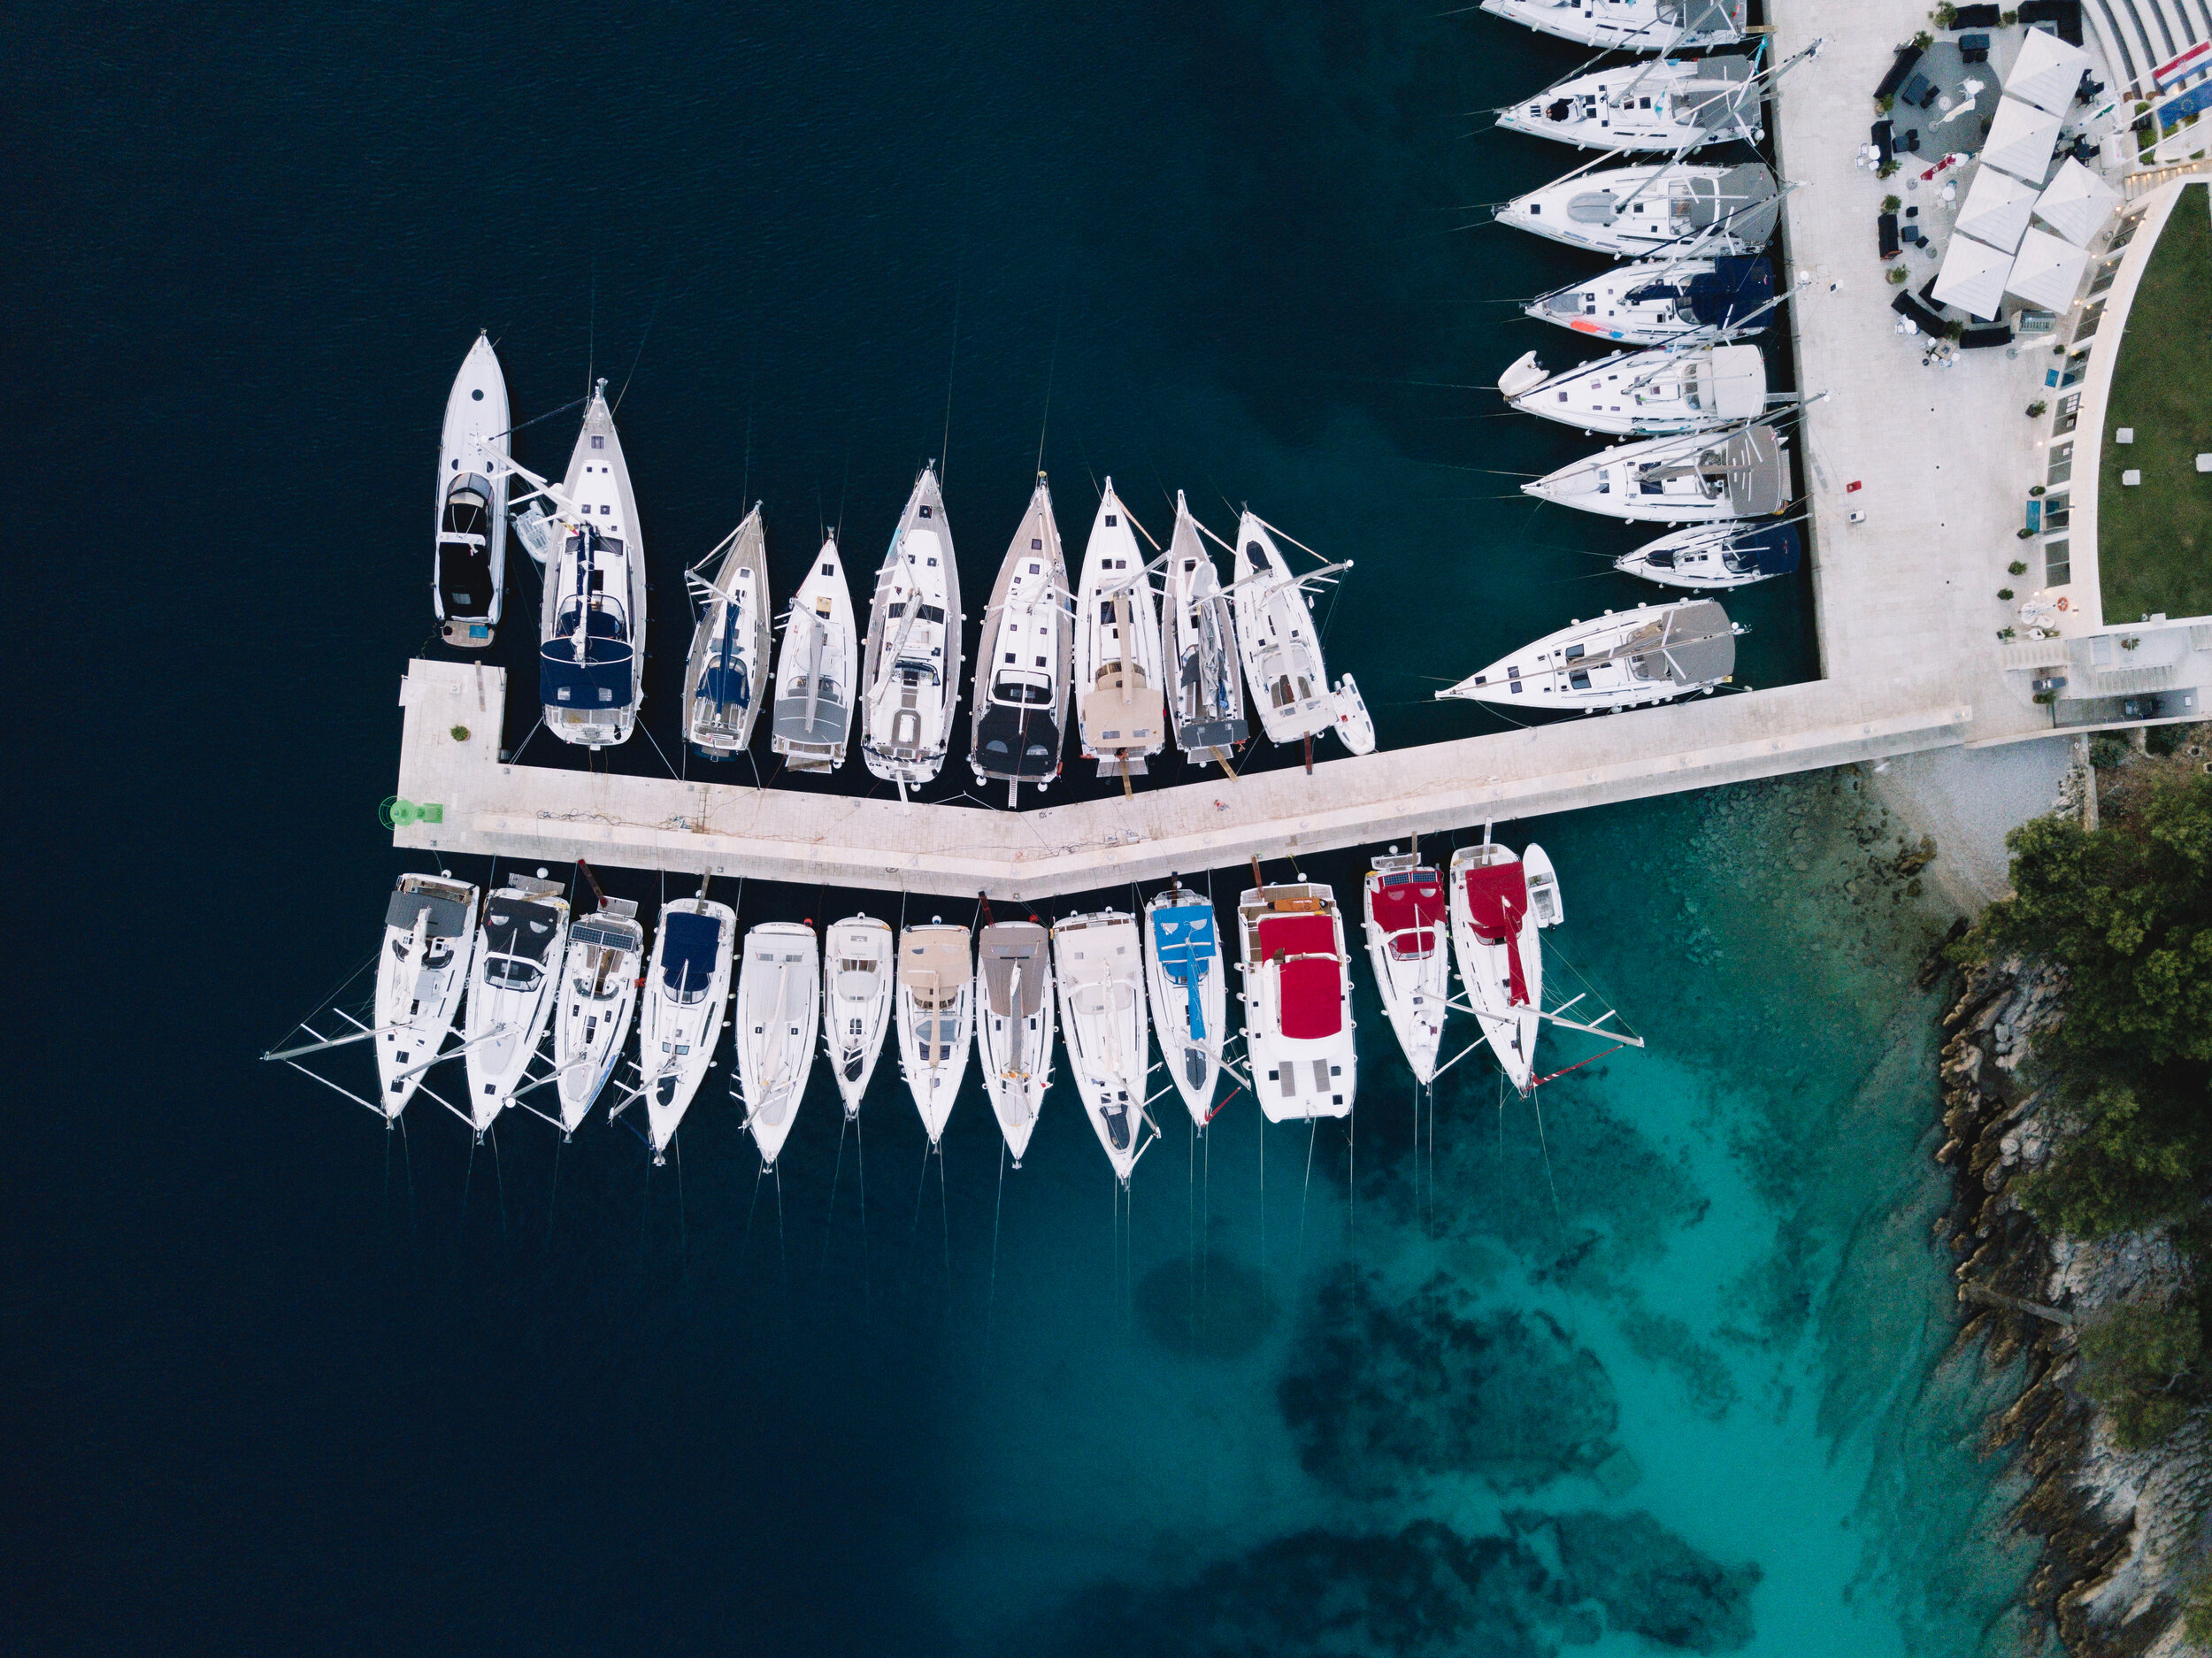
1736 521 1801 575
658 910 723 996
1682 258 1773 328
695 663 750 709
541 638 635 709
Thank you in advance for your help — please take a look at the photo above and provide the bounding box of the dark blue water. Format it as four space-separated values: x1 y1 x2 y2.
12 4 2025 1654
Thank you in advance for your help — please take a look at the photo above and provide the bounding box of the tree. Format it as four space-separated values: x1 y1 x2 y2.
2019 1084 2208 1239
2075 1301 2205 1450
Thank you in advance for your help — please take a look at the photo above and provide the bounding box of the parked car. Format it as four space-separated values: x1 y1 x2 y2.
2121 695 2165 720
2031 675 2067 695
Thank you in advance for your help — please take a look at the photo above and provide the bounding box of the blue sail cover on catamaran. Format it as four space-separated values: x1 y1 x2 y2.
1150 903 1217 1040
540 636 634 709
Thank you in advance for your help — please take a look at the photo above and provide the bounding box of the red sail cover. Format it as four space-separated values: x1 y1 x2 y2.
1463 863 1531 1008
1258 914 1342 1040
1370 870 1446 959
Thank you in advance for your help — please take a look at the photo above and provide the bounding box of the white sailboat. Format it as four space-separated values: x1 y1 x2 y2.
823 915 895 1117
1437 600 1743 713
1616 520 1801 590
734 922 820 1168
1235 877 1356 1123
1054 910 1153 1183
1073 479 1169 780
1162 492 1248 767
634 892 735 1165
772 537 860 774
1231 512 1350 762
462 876 570 1137
1525 255 1778 347
373 873 480 1118
860 465 963 790
1498 342 1767 437
976 919 1055 1164
1447 841 1563 1094
1523 421 1789 525
1143 882 1224 1128
549 892 643 1135
434 333 509 649
685 505 773 761
1497 55 1762 152
1498 162 1778 259
1362 849 1449 1086
1479 0 1748 53
970 475 1071 801
895 919 973 1146
538 380 647 749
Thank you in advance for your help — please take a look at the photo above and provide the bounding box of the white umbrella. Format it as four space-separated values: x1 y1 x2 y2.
2032 157 2122 247
2004 27 2091 117
1932 233 2014 320
1981 96 2062 186
1955 162 2038 252
2006 226 2091 311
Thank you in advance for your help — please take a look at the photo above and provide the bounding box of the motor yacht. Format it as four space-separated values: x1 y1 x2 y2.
1162 493 1247 766
1437 599 1742 713
1074 479 1168 779
541 380 646 748
860 466 962 789
976 920 1055 1164
434 333 509 649
1499 342 1767 437
636 893 735 1165
550 895 642 1134
1523 421 1788 525
1362 850 1449 1086
1235 879 1356 1123
772 536 860 774
1525 256 1775 346
462 876 570 1136
970 476 1071 799
1448 841 1563 1094
1479 0 1747 53
1616 520 1801 589
685 505 773 760
734 922 820 1167
824 915 895 1117
1498 55 1760 151
1497 162 1778 259
896 919 973 1146
373 873 480 1118
1143 882 1224 1128
1054 910 1152 1182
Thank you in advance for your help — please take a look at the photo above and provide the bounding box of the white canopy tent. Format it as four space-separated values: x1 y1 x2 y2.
1955 163 2039 252
2007 226 2091 310
1981 96 2062 185
2003 27 2091 117
2033 157 2122 246
1932 232 2013 319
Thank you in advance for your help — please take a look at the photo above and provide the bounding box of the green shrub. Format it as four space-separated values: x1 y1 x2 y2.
2020 1085 2209 1239
2075 1302 2205 1450
2090 736 2131 769
2147 724 2184 757
2010 561 2030 576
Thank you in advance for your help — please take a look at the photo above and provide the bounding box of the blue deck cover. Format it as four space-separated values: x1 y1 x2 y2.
1150 902 1217 1041
658 910 723 998
541 637 634 710
1736 521 1801 576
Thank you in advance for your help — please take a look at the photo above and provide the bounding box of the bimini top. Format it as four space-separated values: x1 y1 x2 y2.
541 613 635 710
973 701 1063 779
658 910 724 998
1681 55 1758 130
1663 0 1746 32
1676 257 1772 328
902 927 971 1009
1152 904 1218 984
1726 520 1801 576
484 901 561 964
1257 912 1342 1040
386 887 472 938
1370 867 1445 959
1462 862 1532 1004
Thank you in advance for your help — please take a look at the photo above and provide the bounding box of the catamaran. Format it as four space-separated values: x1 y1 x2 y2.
1074 480 1169 781
1235 876 1356 1123
373 873 480 1118
1143 882 1224 1128
1448 841 1563 1094
772 537 859 774
734 922 820 1168
1437 599 1742 713
462 876 570 1137
1526 255 1776 346
1617 520 1801 589
1054 910 1153 1182
1162 493 1247 768
976 919 1055 1164
1497 162 1779 259
549 889 643 1134
537 380 647 748
824 915 894 1117
1524 421 1789 525
434 333 509 649
1231 512 1346 763
1498 55 1761 151
634 891 735 1165
685 505 773 760
860 465 963 791
896 919 973 1147
1363 849 1449 1086
970 475 1072 801
1479 0 1747 52
1499 342 1767 437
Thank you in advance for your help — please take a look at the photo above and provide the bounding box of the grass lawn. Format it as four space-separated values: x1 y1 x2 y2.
2100 182 2212 626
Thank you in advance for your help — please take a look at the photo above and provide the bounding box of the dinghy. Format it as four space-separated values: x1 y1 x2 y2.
1331 673 1377 756
1523 421 1789 525
1526 255 1777 347
1054 910 1152 1182
1498 55 1762 152
895 919 973 1146
1143 882 1224 1128
685 505 773 760
1616 520 1801 590
1235 877 1356 1123
1498 342 1767 437
860 465 963 790
434 333 509 649
734 922 820 1167
635 892 735 1165
970 475 1071 800
1479 0 1748 54
772 537 859 774
976 919 1055 1164
462 876 570 1137
373 873 480 1118
1363 849 1449 1086
1162 493 1248 767
1074 479 1169 781
1448 841 1562 1095
1498 162 1779 259
540 380 647 749
550 893 643 1134
1437 599 1742 713
824 915 895 1117
1231 512 1340 754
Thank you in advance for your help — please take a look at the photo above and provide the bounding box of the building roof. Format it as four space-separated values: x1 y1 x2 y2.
2003 26 2091 117
2033 157 2123 247
2007 225 2091 309
1932 231 2013 319
1955 161 2039 252
1981 96 2062 186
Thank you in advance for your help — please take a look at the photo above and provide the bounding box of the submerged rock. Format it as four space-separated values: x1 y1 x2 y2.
1136 1253 1275 1359
1525 1510 1763 1653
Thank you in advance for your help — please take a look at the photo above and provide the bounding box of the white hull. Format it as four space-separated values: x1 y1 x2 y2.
1439 598 1741 712
976 921 1055 1163
637 898 735 1163
1055 912 1151 1182
1616 521 1801 590
551 901 643 1133
434 333 509 647
1232 514 1334 746
1448 843 1548 1094
861 467 962 787
1236 882 1356 1123
824 916 895 1117
1144 885 1225 1128
1331 672 1376 755
772 537 860 773
1362 854 1449 1086
541 380 646 748
1500 343 1765 438
1525 256 1776 347
1523 423 1789 526
1163 493 1248 761
971 478 1072 792
1074 480 1169 776
686 507 774 758
1498 163 1778 259
735 923 820 1167
373 875 480 1118
1479 0 1748 53
896 922 973 1144
463 879 571 1133
1496 56 1759 152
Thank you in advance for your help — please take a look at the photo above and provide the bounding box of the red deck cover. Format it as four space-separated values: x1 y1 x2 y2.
1369 870 1445 959
1463 863 1531 1007
1257 913 1342 1040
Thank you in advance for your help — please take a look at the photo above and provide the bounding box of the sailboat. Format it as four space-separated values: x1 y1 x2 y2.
895 919 973 1146
539 380 647 749
373 873 480 1118
976 919 1055 1164
1497 55 1762 152
1479 0 1748 55
684 505 773 760
824 915 895 1117
1230 512 1343 758
860 465 963 790
734 922 820 1168
1143 882 1224 1128
1617 520 1801 590
1498 342 1768 437
1437 599 1743 713
1054 910 1152 1183
1235 875 1356 1123
1447 841 1563 1094
434 333 509 649
1073 479 1169 781
1497 162 1779 259
1362 849 1449 1086
549 890 643 1134
1523 421 1789 525
1162 493 1248 768
1526 255 1776 347
771 537 860 774
634 890 735 1165
462 875 570 1137
970 475 1072 801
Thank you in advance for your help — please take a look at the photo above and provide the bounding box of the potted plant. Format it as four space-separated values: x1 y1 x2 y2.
2025 400 2047 418
1999 588 2016 601
1887 266 1909 285
1878 157 1901 178
2033 689 2056 704
2029 485 2046 497
2009 560 2028 575
1882 193 1902 212
2016 526 2036 539
1932 2 1958 27
1998 626 2017 641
